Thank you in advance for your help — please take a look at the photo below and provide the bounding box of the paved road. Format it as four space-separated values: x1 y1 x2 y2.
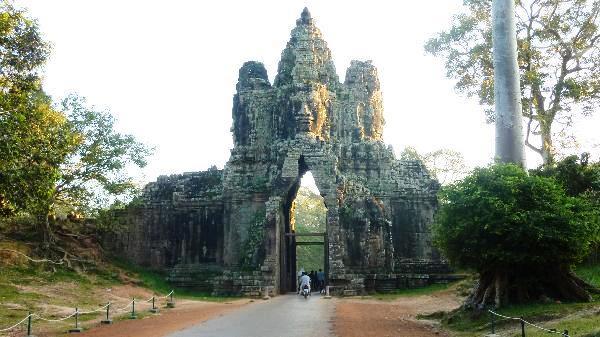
166 293 334 337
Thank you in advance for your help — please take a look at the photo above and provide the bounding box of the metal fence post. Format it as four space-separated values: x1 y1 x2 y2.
490 311 495 334
520 317 525 337
101 302 112 324
167 290 175 308
150 296 159 313
68 308 82 333
130 298 137 319
27 312 33 337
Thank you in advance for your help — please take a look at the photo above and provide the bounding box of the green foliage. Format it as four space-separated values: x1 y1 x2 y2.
425 0 600 163
0 2 77 219
433 164 598 273
370 282 454 301
400 146 469 184
239 212 266 270
0 1 152 245
0 1 50 89
293 186 326 234
438 266 600 336
94 200 131 233
1 4 151 240
532 154 600 197
109 257 235 301
55 94 152 214
294 186 326 271
575 264 600 288
532 155 600 255
249 175 269 192
443 300 600 336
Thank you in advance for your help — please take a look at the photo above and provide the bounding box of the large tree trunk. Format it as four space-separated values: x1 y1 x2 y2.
492 0 526 166
466 268 598 309
540 121 554 165
37 208 55 249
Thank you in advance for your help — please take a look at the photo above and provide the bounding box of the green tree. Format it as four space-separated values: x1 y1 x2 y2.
400 147 469 184
0 1 77 239
54 94 152 214
533 153 600 196
533 154 600 259
0 3 152 246
433 164 599 307
426 0 600 165
0 1 49 90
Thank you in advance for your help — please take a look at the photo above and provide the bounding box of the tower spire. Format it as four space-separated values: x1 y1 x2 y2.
299 7 313 25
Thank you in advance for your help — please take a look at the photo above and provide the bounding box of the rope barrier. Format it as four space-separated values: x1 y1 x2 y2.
488 310 570 336
0 289 174 334
78 302 111 315
488 310 521 321
33 311 77 322
0 313 33 332
114 300 135 312
160 290 174 299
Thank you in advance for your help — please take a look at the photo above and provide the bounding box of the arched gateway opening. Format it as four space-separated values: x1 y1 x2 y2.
280 170 327 293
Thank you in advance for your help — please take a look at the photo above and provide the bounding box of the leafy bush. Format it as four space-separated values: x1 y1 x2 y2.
433 164 599 306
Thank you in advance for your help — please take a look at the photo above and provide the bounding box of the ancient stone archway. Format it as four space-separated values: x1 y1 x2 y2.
109 8 446 296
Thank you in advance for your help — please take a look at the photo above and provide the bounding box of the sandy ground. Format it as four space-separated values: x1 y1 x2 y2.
333 289 462 337
74 299 250 337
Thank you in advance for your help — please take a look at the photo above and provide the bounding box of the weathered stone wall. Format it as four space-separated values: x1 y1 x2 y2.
109 8 445 295
104 168 224 269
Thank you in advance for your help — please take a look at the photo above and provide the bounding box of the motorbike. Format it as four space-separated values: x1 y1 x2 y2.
302 285 310 299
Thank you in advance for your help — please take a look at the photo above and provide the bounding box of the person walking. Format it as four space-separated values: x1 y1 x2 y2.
317 269 325 293
309 270 315 291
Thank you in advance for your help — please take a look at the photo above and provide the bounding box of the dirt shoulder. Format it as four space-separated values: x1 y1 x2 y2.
74 299 250 337
333 289 462 337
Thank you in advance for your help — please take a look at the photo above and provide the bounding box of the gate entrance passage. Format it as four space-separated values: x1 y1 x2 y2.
283 232 327 293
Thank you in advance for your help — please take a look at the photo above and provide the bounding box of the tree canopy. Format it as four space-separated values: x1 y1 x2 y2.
54 94 152 214
0 3 151 246
400 147 469 185
0 1 76 219
426 0 600 164
433 163 599 307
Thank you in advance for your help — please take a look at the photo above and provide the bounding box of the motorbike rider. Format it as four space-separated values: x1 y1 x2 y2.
298 271 311 294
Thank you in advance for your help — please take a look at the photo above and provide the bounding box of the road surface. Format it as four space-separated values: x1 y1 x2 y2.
166 293 333 337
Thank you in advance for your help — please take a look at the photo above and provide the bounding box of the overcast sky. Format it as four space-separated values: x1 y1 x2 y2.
19 0 600 186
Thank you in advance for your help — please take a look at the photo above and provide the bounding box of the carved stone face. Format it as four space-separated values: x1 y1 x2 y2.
306 85 330 139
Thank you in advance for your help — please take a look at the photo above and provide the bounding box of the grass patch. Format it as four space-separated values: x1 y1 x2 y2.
366 282 454 301
443 300 597 334
435 265 600 337
575 264 600 288
108 257 238 302
520 315 600 337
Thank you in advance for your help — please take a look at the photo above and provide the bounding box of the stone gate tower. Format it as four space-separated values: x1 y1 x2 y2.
109 8 445 295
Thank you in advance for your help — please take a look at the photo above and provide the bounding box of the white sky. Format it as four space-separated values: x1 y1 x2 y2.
19 0 600 186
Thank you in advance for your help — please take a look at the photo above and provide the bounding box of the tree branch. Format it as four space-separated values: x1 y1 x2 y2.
525 116 543 155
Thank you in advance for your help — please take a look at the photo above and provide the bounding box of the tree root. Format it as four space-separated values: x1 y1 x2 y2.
466 268 596 308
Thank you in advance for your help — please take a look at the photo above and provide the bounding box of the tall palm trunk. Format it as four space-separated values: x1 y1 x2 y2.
492 0 525 166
